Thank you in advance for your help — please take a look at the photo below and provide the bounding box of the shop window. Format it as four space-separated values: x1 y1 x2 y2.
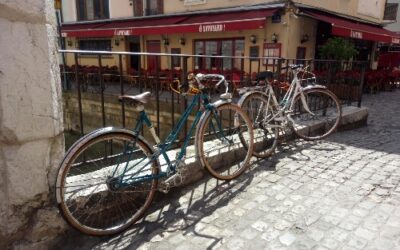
171 48 181 68
76 0 109 21
263 43 281 65
194 38 244 71
78 39 112 51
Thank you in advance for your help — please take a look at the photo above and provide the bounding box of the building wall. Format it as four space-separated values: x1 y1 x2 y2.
0 0 67 248
65 14 317 73
164 0 386 24
62 0 386 24
109 0 133 18
296 0 386 23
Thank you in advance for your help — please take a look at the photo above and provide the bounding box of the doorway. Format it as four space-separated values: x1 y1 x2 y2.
146 40 161 72
129 42 140 71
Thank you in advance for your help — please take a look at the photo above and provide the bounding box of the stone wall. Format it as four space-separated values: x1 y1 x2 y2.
0 1 67 249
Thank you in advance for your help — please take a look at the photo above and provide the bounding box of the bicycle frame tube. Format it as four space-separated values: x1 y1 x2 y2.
118 92 212 187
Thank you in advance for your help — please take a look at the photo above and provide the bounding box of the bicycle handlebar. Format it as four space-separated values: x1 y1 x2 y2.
194 73 229 94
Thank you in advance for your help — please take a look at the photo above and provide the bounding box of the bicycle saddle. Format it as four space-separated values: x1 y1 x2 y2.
256 71 274 81
119 92 151 105
288 64 303 70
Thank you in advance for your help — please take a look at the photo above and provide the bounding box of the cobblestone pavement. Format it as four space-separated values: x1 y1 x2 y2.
63 90 400 250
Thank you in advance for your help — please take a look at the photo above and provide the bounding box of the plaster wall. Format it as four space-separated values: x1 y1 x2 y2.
0 0 66 248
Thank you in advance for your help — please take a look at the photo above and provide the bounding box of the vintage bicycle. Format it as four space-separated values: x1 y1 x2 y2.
55 73 254 235
238 64 342 158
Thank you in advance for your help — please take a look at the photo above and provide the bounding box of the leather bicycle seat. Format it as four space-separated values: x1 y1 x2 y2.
119 92 151 105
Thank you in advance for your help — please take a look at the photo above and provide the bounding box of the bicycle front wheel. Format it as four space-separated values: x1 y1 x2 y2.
196 103 254 180
290 88 342 140
238 91 279 158
56 131 158 235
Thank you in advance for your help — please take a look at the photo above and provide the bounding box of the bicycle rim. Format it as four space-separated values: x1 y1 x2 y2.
196 103 254 180
239 92 279 158
58 132 158 235
290 89 342 140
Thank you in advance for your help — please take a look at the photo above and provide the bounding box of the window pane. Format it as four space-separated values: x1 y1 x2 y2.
221 40 233 70
205 41 218 69
86 0 94 20
234 40 244 70
77 0 86 20
79 40 111 51
195 41 203 69
102 0 109 18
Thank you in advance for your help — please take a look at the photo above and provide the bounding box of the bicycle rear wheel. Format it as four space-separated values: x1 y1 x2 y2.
56 131 158 235
290 88 342 140
196 103 254 180
238 91 279 158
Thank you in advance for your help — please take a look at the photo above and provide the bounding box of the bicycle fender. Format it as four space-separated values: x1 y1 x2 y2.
302 85 327 91
55 127 154 204
237 90 267 107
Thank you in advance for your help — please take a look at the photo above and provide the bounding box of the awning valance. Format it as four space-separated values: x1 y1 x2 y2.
61 9 278 38
303 10 400 44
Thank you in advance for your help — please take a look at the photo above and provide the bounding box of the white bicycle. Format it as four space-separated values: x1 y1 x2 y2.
238 64 342 158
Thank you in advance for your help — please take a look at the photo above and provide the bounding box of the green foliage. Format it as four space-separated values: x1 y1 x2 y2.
319 37 359 60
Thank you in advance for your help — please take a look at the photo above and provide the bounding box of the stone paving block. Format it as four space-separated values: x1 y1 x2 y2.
279 232 296 246
321 237 340 249
354 227 376 240
346 236 368 250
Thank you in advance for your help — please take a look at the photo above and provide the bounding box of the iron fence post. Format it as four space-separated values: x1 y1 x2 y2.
358 63 366 108
74 54 84 135
118 54 126 128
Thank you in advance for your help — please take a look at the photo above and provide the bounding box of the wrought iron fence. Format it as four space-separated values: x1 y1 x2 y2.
59 50 368 143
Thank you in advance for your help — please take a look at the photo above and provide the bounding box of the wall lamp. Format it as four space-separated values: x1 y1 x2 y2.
272 33 278 43
301 34 309 44
250 35 257 44
163 37 169 46
179 37 186 45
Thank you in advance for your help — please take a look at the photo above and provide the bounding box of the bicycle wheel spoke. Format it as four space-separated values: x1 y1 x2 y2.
239 92 279 158
57 132 158 235
197 103 254 180
291 89 341 140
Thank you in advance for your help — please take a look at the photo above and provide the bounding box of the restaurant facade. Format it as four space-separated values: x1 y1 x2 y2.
59 0 400 73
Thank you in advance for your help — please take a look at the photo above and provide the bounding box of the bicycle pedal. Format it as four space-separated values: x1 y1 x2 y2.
157 182 170 194
164 172 184 187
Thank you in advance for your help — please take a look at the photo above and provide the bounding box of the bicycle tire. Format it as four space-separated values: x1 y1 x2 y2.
238 91 279 158
195 102 254 180
290 88 342 140
56 130 158 236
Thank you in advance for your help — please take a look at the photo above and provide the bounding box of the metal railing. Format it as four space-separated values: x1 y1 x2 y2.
59 50 368 143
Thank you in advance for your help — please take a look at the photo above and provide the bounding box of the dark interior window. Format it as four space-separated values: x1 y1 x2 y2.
76 0 109 21
78 39 111 51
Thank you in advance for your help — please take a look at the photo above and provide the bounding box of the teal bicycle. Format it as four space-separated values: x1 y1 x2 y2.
55 73 254 235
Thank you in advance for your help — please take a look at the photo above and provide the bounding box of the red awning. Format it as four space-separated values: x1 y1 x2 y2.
303 10 400 44
61 9 277 37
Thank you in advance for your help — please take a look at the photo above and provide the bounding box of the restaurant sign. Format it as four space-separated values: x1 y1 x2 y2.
392 37 400 44
114 29 132 36
199 23 226 32
350 30 363 39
